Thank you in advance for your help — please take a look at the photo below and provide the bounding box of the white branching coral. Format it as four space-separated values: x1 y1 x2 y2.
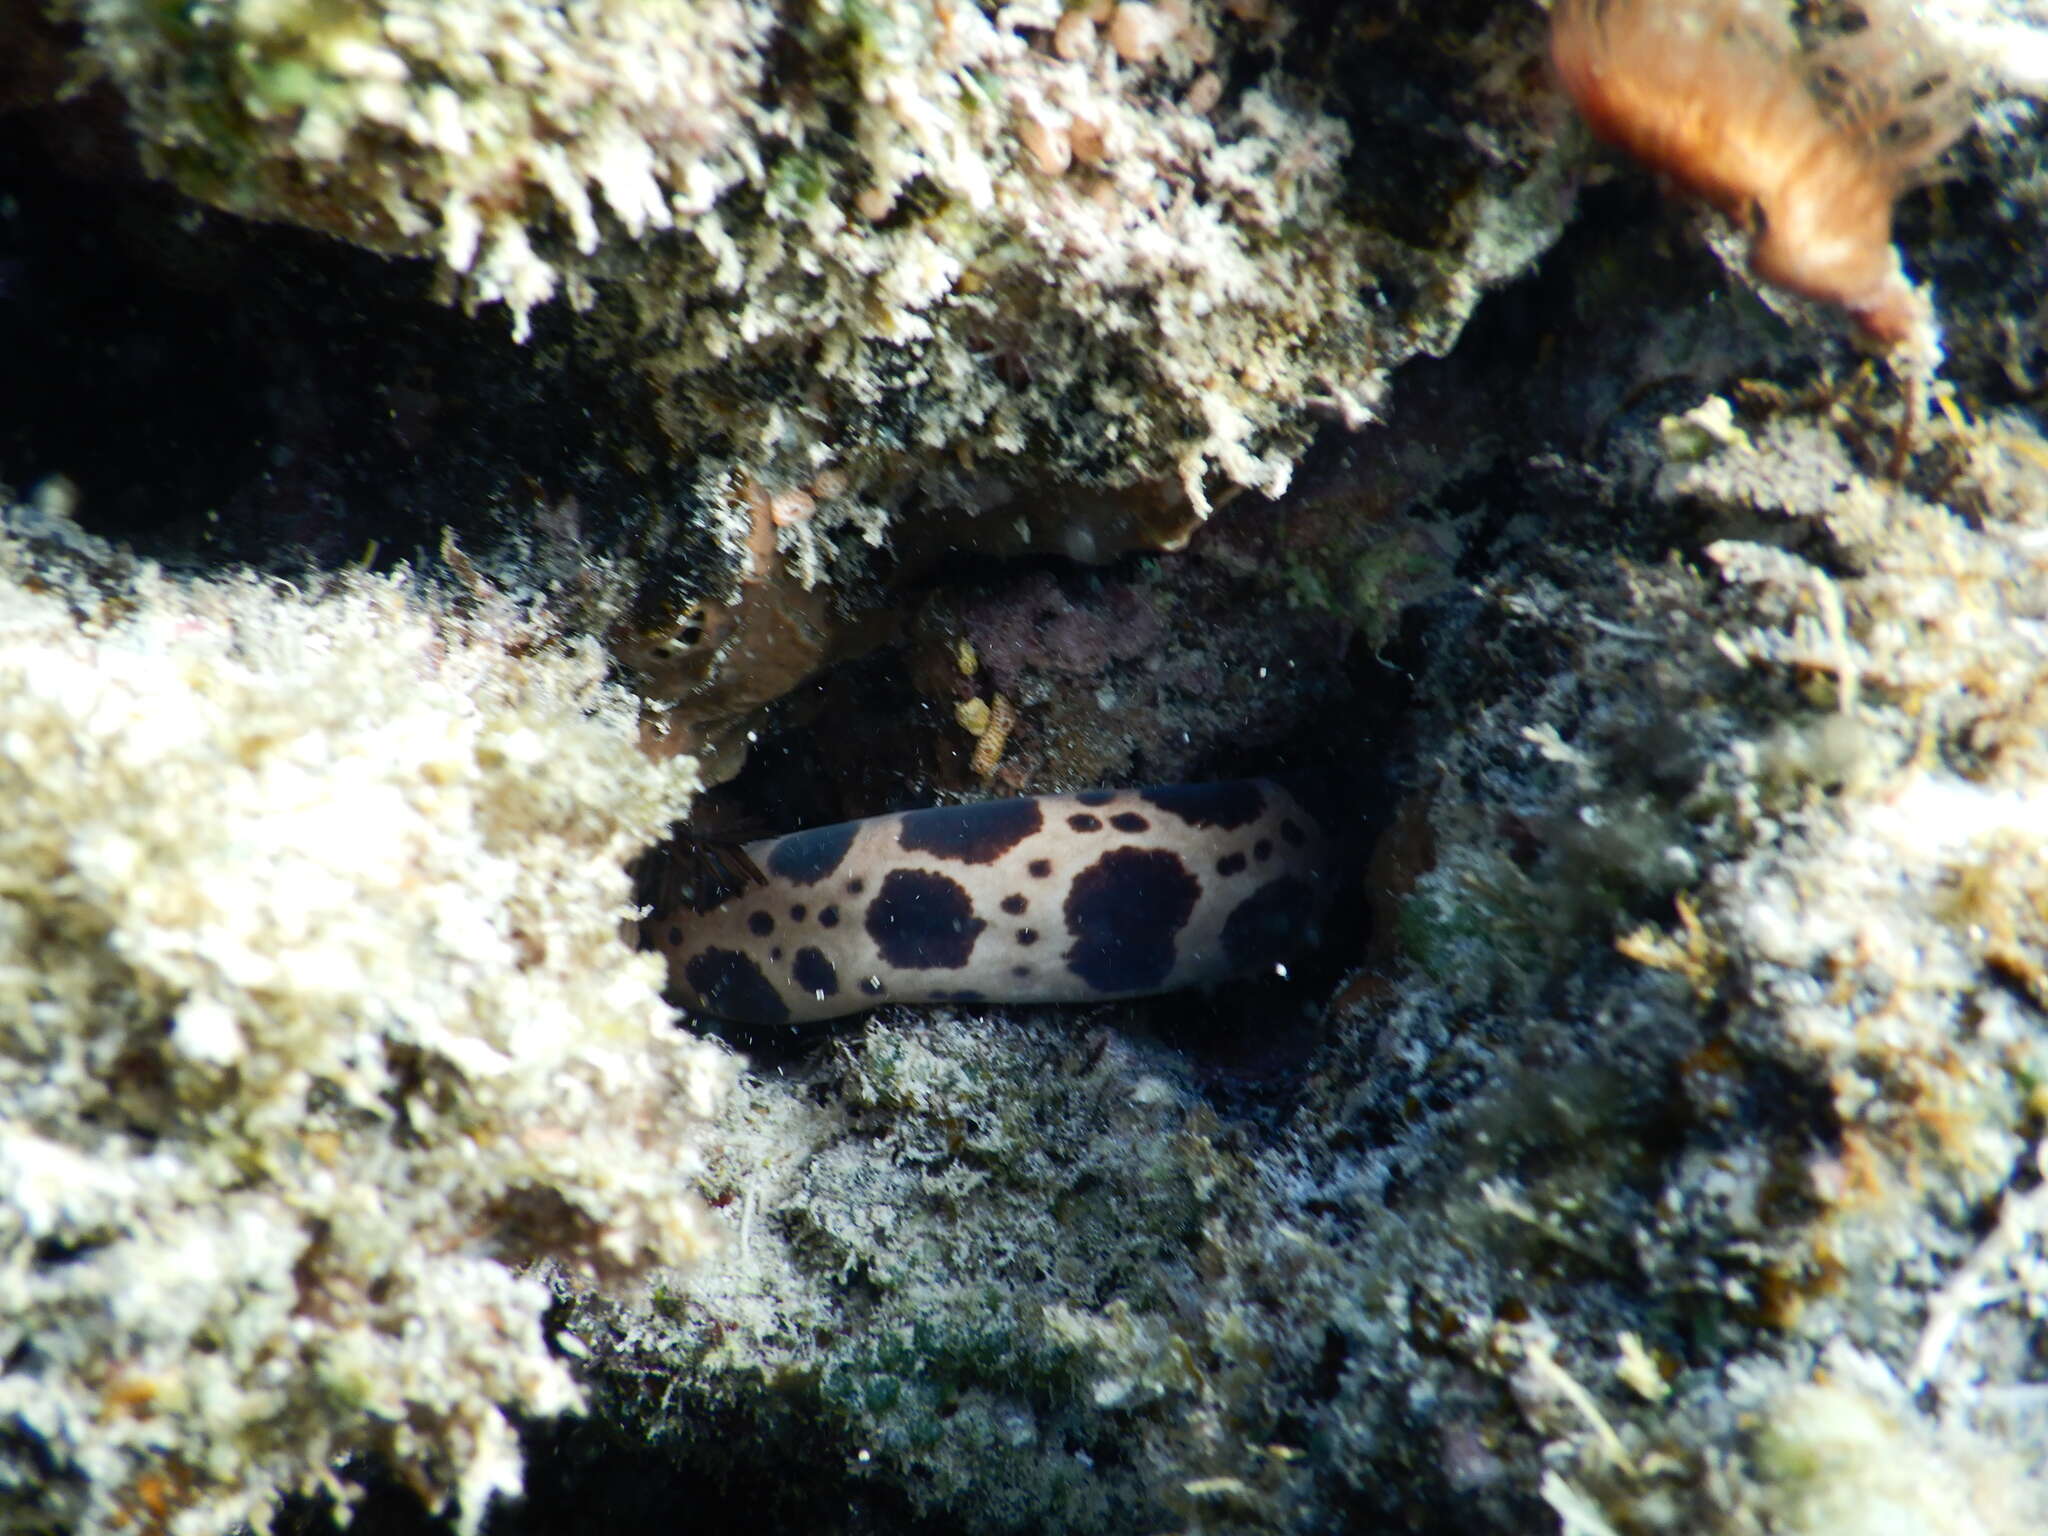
0 505 730 1535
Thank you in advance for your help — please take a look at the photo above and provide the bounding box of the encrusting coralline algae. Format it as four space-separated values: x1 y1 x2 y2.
0 500 732 1535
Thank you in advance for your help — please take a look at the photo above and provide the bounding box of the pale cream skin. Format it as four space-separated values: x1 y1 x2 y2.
646 780 1332 1025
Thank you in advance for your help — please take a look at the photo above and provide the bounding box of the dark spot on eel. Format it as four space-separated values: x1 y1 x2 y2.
1000 894 1028 915
790 947 839 999
898 797 1046 864
683 948 791 1025
1255 838 1273 863
864 868 986 970
1028 859 1053 879
1220 875 1322 974
1281 818 1306 847
846 876 866 895
1109 812 1149 833
747 910 775 937
1215 851 1247 877
819 906 840 928
859 976 885 996
1075 790 1116 807
1017 927 1039 946
789 903 807 922
1061 847 1201 993
666 925 683 946
1139 780 1268 831
1067 813 1102 832
764 821 861 886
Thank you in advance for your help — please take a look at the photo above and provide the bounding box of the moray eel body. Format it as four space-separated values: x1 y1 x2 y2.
647 780 1331 1025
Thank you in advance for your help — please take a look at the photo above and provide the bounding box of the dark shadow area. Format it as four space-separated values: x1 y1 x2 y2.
0 93 682 577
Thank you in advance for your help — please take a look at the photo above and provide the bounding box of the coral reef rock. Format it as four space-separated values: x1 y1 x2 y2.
65 0 1574 556
0 500 731 1536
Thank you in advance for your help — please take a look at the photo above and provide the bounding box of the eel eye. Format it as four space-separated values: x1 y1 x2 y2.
629 602 708 662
